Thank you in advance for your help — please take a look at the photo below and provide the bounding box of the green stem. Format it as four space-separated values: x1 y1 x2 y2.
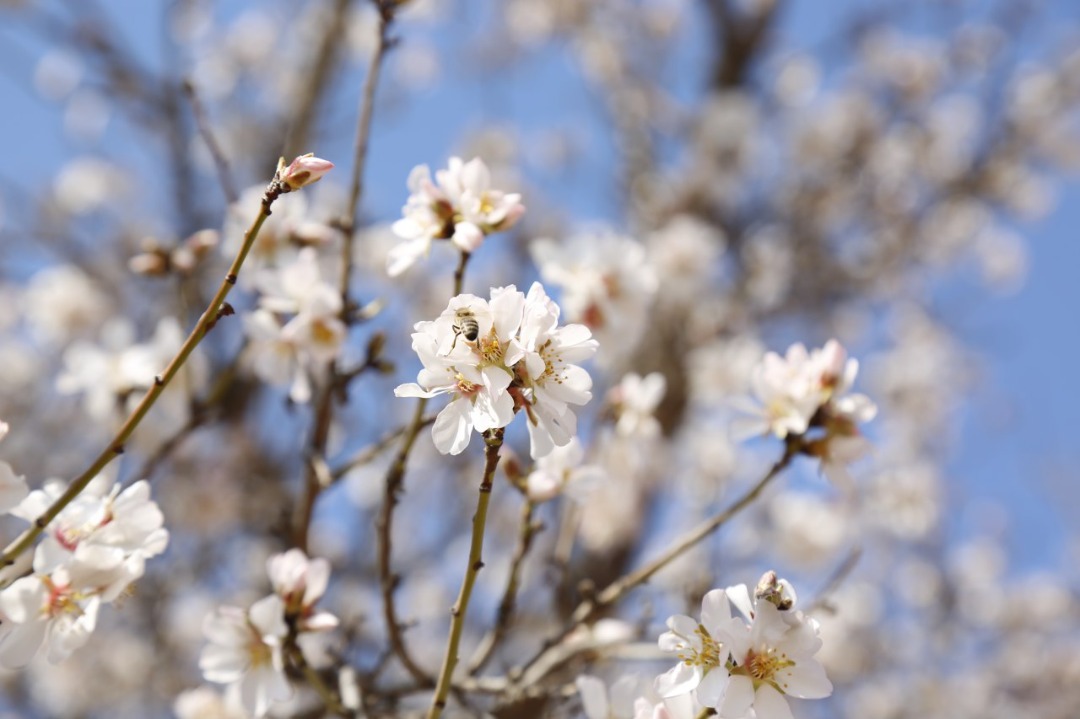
427 429 504 719
0 179 283 576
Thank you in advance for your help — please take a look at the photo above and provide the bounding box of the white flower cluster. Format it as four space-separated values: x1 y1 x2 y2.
198 549 339 718
387 156 525 276
653 573 831 719
243 247 346 404
735 339 877 485
395 282 597 458
531 231 658 364
0 473 168 668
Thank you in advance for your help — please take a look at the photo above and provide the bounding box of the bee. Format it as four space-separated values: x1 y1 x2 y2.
448 308 480 353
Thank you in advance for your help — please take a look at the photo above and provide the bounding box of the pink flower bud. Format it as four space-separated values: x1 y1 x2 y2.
279 153 334 191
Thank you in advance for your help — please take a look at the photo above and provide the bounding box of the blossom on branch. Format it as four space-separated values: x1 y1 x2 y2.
395 282 596 458
734 339 877 484
654 574 832 719
199 597 291 718
387 156 524 276
278 153 334 191
0 477 168 667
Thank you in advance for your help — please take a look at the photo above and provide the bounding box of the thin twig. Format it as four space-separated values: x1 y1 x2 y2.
511 438 802 687
330 415 435 481
292 0 397 553
0 172 287 576
182 79 238 204
427 429 505 719
338 1 397 310
467 498 540 674
287 641 353 717
375 396 433 685
806 546 863 614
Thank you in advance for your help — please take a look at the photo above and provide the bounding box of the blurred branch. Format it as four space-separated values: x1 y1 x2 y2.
467 497 541 675
282 0 355 159
183 79 239 205
330 415 436 481
294 0 399 555
705 0 781 90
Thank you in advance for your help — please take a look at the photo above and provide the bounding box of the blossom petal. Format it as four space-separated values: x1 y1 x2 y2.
754 684 795 719
432 399 474 455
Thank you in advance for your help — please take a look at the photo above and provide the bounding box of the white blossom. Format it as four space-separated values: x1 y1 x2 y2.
516 282 598 457
199 596 292 718
734 339 877 483
388 156 524 276
712 582 833 719
655 577 832 719
396 283 595 458
655 588 743 708
531 230 656 364
0 568 101 667
244 248 346 403
525 438 604 502
266 549 339 635
609 372 666 438
12 478 169 602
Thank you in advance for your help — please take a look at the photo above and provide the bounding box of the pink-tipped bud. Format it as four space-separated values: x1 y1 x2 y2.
279 153 334 191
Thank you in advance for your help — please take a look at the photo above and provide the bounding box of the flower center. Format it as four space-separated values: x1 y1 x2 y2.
735 646 796 691
477 332 503 364
677 625 724 670
310 317 340 346
538 341 567 385
42 577 85 619
454 373 479 396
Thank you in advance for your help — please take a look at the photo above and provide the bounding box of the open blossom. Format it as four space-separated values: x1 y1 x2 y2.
578 674 696 719
0 568 101 667
713 580 832 719
200 596 291 718
525 438 605 502
395 283 595 458
387 156 524 276
655 576 832 719
734 339 877 483
516 283 598 457
609 372 667 438
244 248 346 403
266 549 339 634
11 478 169 601
655 589 744 708
531 230 657 364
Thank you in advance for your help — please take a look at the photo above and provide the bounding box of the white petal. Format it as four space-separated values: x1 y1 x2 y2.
753 684 795 719
716 675 754 717
778 659 832 699
432 399 474 455
695 667 731 709
655 662 701 699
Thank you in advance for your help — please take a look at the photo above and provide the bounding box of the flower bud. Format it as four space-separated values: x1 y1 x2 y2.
278 153 334 191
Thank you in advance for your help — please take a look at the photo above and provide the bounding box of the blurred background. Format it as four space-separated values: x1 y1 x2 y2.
0 0 1078 717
